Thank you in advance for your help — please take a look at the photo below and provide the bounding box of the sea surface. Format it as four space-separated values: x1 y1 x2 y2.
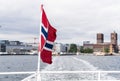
0 55 46 81
0 55 120 81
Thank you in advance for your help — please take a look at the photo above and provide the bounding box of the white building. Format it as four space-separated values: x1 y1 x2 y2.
53 43 68 54
0 40 35 55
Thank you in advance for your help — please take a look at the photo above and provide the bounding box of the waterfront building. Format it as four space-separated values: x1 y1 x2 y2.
83 41 93 49
53 43 68 54
0 40 34 55
83 32 118 55
9 41 22 45
97 33 104 44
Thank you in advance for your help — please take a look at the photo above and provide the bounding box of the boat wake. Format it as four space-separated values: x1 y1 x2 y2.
40 56 116 81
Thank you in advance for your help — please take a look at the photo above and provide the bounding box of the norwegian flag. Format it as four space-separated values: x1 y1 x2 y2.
39 6 57 64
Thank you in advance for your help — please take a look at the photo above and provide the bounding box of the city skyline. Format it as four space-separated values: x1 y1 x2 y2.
0 0 120 44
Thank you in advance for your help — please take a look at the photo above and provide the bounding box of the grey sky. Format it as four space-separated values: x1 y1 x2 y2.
0 0 120 45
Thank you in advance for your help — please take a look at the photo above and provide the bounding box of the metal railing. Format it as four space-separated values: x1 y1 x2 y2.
0 71 120 81
0 71 35 75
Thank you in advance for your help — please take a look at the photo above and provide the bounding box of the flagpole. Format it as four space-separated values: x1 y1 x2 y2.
37 52 41 81
37 52 41 73
36 4 43 81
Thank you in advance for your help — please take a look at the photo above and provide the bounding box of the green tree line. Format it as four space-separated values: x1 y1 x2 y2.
68 44 93 53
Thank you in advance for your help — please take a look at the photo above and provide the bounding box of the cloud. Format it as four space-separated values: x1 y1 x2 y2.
0 0 120 45
0 33 37 43
0 0 40 42
46 0 120 44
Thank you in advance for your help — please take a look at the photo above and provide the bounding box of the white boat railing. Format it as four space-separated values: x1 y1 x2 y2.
0 71 35 75
0 71 120 81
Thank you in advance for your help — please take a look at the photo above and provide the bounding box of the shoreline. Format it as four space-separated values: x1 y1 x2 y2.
0 54 37 56
0 53 120 56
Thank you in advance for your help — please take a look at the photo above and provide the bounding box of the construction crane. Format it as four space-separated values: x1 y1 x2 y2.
33 37 38 44
26 37 38 45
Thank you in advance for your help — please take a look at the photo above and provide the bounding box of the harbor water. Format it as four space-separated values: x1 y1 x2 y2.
0 55 120 81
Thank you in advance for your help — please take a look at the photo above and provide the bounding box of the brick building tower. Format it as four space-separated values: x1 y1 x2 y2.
111 31 117 45
84 32 118 55
97 33 104 44
111 31 118 53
